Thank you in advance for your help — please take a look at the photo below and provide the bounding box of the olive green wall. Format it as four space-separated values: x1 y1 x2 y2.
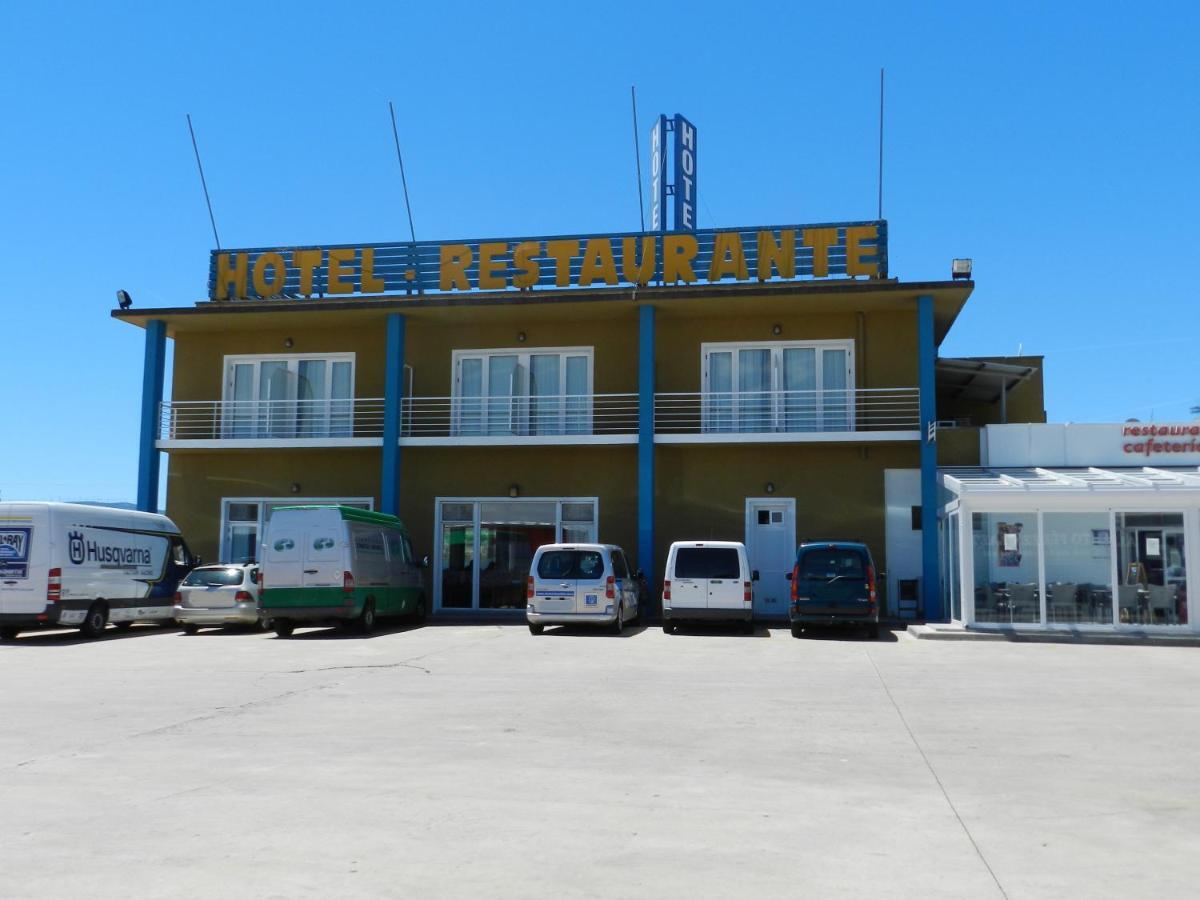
654 442 920 586
937 428 983 466
166 449 383 562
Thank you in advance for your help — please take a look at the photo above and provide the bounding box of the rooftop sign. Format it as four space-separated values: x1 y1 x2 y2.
208 221 888 302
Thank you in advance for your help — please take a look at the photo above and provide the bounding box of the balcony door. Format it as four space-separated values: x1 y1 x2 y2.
223 354 354 439
453 347 592 437
702 341 854 433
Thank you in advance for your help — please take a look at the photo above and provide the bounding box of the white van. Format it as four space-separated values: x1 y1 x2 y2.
526 543 641 635
260 506 426 636
662 540 755 634
0 502 197 640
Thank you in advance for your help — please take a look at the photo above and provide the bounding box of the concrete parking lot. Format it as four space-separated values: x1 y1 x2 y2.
2 623 1198 899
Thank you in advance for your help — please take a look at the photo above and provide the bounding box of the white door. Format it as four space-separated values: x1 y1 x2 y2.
746 499 796 619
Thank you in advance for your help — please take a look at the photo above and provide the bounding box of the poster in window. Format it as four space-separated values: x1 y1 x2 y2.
997 522 1022 567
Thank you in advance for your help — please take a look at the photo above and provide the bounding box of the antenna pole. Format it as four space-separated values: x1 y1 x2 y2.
186 114 221 249
631 86 646 232
389 101 418 244
877 68 885 221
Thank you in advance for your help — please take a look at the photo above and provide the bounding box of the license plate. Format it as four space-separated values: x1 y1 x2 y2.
585 595 598 606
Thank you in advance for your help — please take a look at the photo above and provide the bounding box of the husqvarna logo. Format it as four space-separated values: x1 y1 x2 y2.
68 531 86 565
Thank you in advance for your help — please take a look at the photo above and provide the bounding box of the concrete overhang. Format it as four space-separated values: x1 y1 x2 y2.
112 278 973 345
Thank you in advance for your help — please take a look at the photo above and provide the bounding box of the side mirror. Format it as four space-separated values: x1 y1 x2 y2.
785 572 793 581
752 570 760 581
421 555 431 568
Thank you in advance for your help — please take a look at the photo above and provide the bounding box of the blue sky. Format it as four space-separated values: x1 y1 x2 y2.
2 1 1198 501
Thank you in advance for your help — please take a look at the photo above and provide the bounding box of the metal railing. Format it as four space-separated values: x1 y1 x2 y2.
654 387 920 434
160 398 387 440
160 388 919 442
400 393 640 438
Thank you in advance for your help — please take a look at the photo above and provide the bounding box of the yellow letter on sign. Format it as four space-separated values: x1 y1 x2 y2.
327 248 356 294
252 252 287 297
511 241 542 289
803 227 839 278
477 242 509 290
662 234 699 284
844 225 878 277
707 232 748 282
214 252 248 300
545 240 580 287
293 249 322 295
756 230 795 280
439 244 474 291
361 247 386 293
621 236 656 285
578 238 619 287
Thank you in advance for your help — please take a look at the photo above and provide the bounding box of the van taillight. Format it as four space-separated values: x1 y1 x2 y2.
173 592 182 605
342 571 355 593
235 591 253 602
526 576 534 600
867 565 877 606
606 576 615 600
790 567 799 601
663 580 671 600
47 568 62 603
744 581 752 603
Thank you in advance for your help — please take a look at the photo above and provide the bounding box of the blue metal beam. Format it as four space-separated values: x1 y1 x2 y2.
917 294 940 621
136 320 166 513
638 305 656 582
381 313 406 516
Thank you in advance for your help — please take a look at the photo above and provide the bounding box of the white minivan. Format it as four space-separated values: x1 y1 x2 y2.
526 543 641 635
662 540 755 634
0 502 197 640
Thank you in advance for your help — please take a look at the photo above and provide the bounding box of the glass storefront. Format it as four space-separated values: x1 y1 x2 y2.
972 511 1041 624
1116 513 1187 625
1043 512 1113 625
436 498 598 611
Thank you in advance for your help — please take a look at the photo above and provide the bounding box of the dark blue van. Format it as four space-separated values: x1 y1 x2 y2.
788 541 879 639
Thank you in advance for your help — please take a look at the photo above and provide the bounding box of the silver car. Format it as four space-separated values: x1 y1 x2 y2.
174 564 267 633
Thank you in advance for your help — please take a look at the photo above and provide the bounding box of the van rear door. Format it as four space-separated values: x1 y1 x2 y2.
533 549 578 614
795 546 872 617
670 547 710 610
0 506 46 614
572 549 609 614
703 547 744 610
303 519 345 587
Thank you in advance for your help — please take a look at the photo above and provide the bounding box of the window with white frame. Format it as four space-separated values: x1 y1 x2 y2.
452 347 592 437
223 354 355 439
220 497 372 563
701 340 855 433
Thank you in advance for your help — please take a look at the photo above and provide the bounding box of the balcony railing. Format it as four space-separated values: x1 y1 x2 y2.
159 388 919 443
654 388 921 435
400 393 640 438
160 398 386 440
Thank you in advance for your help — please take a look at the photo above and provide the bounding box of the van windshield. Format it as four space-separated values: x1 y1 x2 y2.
798 549 867 581
537 550 605 580
673 548 740 579
182 567 244 587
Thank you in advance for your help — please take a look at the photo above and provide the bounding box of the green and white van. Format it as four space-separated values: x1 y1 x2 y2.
260 506 427 637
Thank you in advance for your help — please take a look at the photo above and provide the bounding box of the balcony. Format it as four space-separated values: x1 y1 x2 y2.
157 387 919 449
653 387 921 443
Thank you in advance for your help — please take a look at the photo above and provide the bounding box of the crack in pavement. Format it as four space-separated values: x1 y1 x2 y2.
280 661 432 675
866 648 1010 900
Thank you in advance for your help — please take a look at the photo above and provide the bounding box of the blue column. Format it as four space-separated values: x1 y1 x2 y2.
136 320 167 513
638 305 656 581
917 294 940 621
381 313 406 516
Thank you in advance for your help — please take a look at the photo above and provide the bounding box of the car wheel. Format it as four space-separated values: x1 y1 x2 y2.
357 599 377 635
866 624 880 640
79 603 108 639
273 620 295 638
609 603 624 635
0 626 19 641
412 595 427 624
790 624 803 639
113 621 134 632
528 623 544 636
257 616 272 631
662 620 675 635
182 623 200 635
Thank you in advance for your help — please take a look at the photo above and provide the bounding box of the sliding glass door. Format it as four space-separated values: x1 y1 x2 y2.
223 355 354 439
454 348 592 437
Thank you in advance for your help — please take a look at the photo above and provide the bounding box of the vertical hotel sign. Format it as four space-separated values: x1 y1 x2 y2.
649 115 668 232
673 114 697 231
649 113 697 232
